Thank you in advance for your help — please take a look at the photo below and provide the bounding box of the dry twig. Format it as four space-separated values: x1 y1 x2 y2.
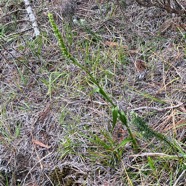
132 102 183 111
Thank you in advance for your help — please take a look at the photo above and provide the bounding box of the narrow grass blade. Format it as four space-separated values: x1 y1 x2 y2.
112 106 119 129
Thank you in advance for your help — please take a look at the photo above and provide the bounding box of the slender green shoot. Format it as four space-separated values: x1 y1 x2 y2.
48 13 138 151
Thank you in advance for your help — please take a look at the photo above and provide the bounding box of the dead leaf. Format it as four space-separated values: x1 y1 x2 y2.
175 119 186 127
38 103 51 122
134 60 147 72
158 19 172 34
32 139 50 149
128 49 139 55
112 124 128 143
134 60 147 80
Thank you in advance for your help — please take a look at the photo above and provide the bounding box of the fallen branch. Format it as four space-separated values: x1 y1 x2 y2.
23 0 40 36
130 152 185 158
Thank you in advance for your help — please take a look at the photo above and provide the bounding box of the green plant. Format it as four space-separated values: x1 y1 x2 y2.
48 13 138 151
85 129 131 166
42 71 65 100
132 112 185 155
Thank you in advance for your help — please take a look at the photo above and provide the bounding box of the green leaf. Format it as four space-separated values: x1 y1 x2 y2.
119 111 127 126
147 157 156 171
112 107 118 129
114 138 131 151
89 134 111 150
93 88 100 93
98 88 108 99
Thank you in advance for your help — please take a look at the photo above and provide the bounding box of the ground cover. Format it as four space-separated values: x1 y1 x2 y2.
0 0 186 185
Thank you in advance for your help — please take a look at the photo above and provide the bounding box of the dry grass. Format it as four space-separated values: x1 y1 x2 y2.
0 0 186 185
